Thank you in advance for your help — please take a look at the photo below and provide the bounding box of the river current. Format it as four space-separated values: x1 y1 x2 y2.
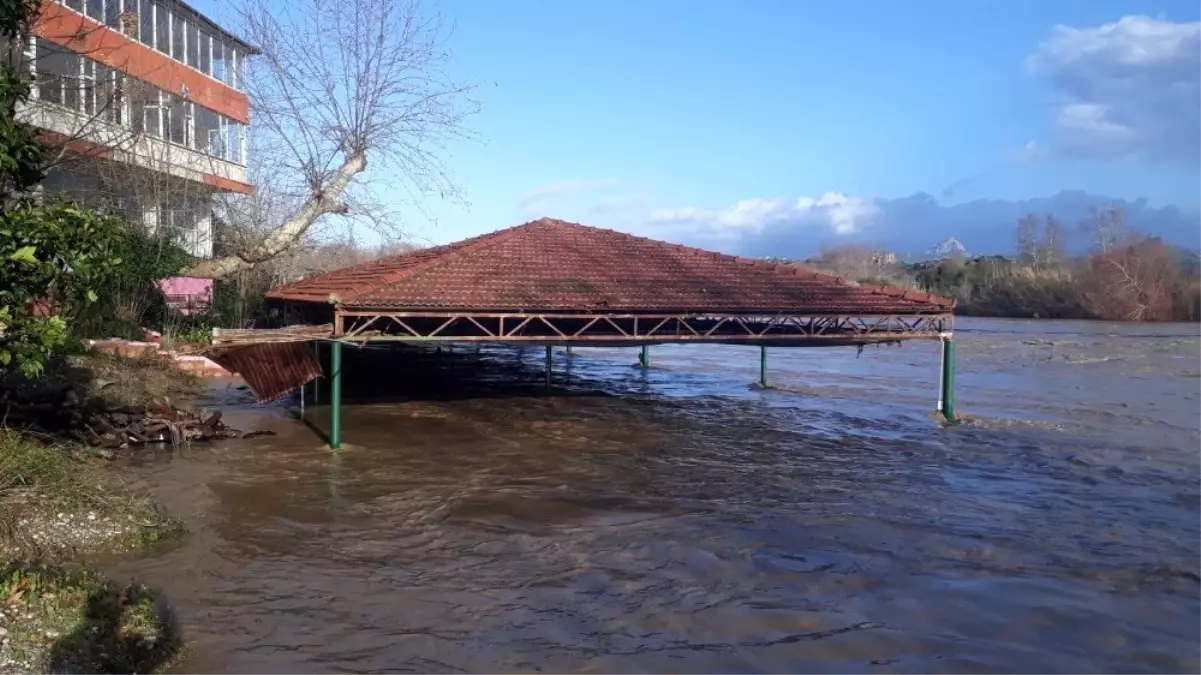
102 317 1200 673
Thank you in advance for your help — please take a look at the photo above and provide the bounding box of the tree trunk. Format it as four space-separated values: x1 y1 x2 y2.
184 151 368 279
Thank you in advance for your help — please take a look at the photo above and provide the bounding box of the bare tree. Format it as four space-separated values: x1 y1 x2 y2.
809 243 915 288
1015 213 1066 270
1016 213 1038 265
1085 237 1179 321
186 0 477 279
1040 214 1064 268
1080 203 1130 254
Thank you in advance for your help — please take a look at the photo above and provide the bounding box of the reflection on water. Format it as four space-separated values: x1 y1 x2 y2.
104 318 1200 673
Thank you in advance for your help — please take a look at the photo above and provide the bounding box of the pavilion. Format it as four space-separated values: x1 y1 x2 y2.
209 218 958 450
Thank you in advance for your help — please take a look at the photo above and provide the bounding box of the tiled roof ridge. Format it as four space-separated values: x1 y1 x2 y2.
545 219 956 310
268 222 532 304
338 222 535 303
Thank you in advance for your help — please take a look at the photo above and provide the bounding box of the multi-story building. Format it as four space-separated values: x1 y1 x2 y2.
15 0 256 308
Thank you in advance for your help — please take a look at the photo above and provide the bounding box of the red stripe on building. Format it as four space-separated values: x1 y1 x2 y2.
203 173 254 194
36 129 112 159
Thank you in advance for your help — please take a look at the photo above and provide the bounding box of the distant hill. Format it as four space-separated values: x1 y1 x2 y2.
928 237 969 259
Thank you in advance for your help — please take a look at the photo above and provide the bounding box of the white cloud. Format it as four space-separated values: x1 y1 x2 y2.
1015 140 1045 162
648 205 708 224
1027 15 1201 163
647 192 880 238
517 179 620 214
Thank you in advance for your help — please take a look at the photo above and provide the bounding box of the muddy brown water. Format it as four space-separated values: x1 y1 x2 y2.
100 317 1199 673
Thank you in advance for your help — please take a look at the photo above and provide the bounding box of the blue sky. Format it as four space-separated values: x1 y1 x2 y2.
206 0 1201 257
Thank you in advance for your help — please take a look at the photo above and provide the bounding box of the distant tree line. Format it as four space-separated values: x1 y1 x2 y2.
802 206 1200 322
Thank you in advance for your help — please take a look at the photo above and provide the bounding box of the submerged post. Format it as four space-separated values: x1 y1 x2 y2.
940 335 956 422
330 340 343 450
545 345 552 391
760 346 768 387
313 341 321 405
639 345 649 368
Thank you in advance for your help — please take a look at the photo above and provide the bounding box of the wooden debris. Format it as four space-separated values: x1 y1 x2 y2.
1 388 274 450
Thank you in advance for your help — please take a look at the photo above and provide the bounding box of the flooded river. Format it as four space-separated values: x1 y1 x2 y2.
104 317 1200 673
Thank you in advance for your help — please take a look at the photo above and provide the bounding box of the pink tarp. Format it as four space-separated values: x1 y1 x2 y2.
157 276 213 316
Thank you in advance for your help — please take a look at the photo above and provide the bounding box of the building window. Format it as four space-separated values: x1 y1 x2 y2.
100 68 124 126
144 100 161 137
186 21 199 68
65 0 84 12
157 201 206 257
155 2 169 53
86 0 104 22
63 54 81 110
196 105 219 154
131 85 162 137
35 39 74 106
184 101 195 147
168 93 186 145
224 118 238 162
171 9 185 61
80 58 96 115
105 0 121 29
209 120 225 160
138 0 153 46
211 39 224 83
199 29 210 74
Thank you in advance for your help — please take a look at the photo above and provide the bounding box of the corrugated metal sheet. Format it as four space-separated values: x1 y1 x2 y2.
209 342 323 403
267 219 955 314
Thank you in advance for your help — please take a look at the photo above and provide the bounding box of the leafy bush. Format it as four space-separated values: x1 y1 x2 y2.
71 226 193 340
0 204 131 377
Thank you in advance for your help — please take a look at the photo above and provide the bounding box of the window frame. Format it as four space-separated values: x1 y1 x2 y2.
139 0 154 47
186 20 199 69
155 1 170 54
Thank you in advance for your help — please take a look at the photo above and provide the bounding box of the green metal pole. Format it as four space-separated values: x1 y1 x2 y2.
313 341 321 405
545 345 552 391
330 340 343 450
640 345 649 368
760 346 767 388
940 337 956 422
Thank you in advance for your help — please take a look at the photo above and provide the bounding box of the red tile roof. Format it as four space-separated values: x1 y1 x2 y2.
266 219 955 314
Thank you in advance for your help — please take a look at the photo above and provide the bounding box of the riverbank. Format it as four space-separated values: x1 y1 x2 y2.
0 432 186 673
0 353 201 673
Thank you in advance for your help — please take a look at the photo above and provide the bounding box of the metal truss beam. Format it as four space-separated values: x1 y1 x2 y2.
333 311 953 344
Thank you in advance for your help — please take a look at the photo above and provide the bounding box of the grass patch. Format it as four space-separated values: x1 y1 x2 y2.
0 564 182 674
0 431 184 562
